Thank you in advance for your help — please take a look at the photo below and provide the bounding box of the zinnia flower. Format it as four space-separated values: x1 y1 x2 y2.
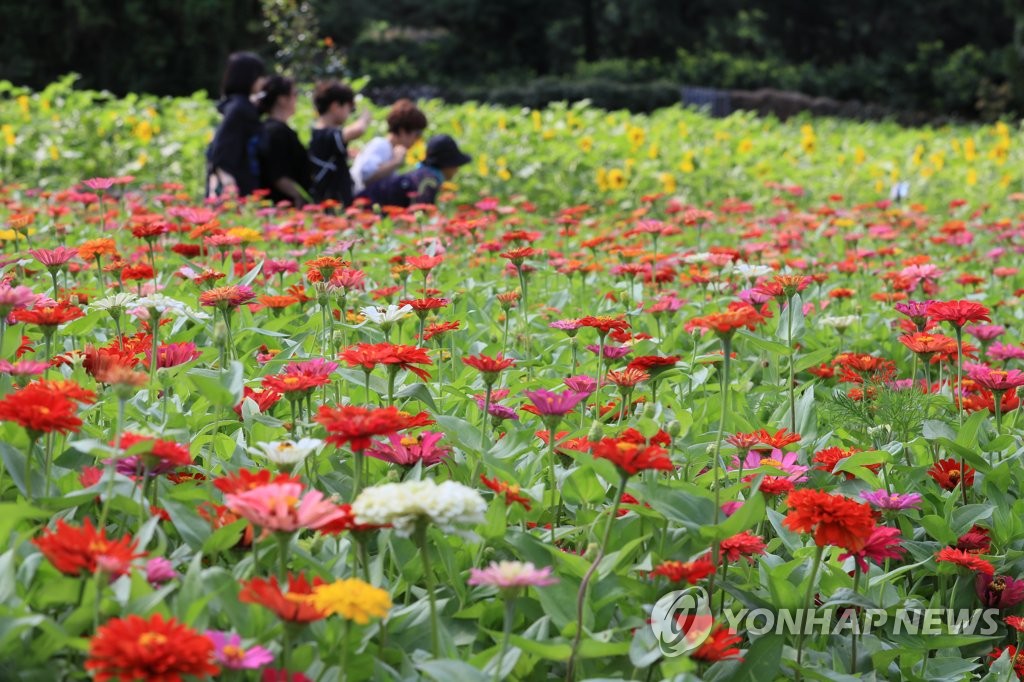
591 437 674 476
0 383 83 437
522 389 589 416
838 525 906 573
297 578 392 624
315 405 431 452
250 438 324 470
239 574 328 622
468 561 558 589
691 625 743 662
977 574 1024 609
858 490 923 510
351 479 486 537
936 547 994 575
650 557 716 584
224 482 348 532
783 489 877 552
207 631 274 670
86 613 219 682
928 458 975 490
719 531 766 563
927 300 991 328
198 284 256 309
364 431 449 467
34 519 143 578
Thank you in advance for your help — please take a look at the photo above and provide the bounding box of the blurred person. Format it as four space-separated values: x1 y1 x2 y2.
362 134 470 208
256 76 311 207
350 98 427 195
309 80 371 207
206 51 266 198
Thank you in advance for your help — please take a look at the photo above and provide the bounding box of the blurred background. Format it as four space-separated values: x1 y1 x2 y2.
2 0 1022 120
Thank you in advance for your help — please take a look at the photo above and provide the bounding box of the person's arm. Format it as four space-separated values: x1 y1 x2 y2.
363 144 407 186
272 177 307 207
342 110 372 143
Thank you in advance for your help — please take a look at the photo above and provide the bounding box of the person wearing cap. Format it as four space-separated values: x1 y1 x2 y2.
360 134 471 208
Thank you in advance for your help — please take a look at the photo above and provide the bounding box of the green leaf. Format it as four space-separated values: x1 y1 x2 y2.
698 490 765 542
200 519 247 554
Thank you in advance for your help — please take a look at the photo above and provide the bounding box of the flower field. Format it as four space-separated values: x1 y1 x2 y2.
4 78 1024 681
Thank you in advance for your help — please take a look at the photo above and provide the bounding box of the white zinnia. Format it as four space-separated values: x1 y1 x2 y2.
360 303 413 325
731 263 775 280
251 438 324 466
819 315 858 331
135 294 210 322
90 292 139 314
351 479 487 537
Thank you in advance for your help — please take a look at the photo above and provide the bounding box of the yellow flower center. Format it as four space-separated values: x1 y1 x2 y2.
222 644 246 662
138 632 167 648
760 458 782 468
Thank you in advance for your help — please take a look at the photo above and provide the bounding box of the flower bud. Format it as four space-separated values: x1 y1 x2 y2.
587 420 603 443
642 403 657 419
666 420 682 437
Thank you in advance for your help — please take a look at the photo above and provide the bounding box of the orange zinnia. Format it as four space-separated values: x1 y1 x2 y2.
783 489 876 552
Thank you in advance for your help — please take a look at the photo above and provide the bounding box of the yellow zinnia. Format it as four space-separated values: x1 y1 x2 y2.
304 579 392 624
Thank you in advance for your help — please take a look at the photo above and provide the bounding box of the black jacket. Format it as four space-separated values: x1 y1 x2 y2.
206 94 262 196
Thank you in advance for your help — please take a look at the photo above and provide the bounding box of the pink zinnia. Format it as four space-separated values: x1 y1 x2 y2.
563 375 597 394
988 342 1024 362
286 357 340 378
0 360 49 377
206 631 274 670
224 482 347 532
144 557 177 585
29 246 78 268
148 342 202 369
365 432 450 467
838 525 906 573
468 561 558 590
0 284 36 317
523 389 588 416
966 325 1006 342
967 364 1024 393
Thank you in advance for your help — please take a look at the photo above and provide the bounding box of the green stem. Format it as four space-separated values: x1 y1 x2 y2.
481 384 493 452
277 533 290 581
566 472 627 681
851 568 861 674
414 522 440 658
495 595 516 681
24 435 38 501
794 545 825 681
787 296 797 435
97 399 126 530
547 425 560 544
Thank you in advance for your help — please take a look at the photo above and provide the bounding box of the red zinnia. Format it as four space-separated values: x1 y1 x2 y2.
34 519 143 578
86 613 219 682
591 437 674 476
0 383 83 436
927 300 991 328
936 547 994 575
650 557 716 584
719 531 767 563
783 489 876 552
928 458 975 490
262 372 331 400
480 474 533 510
315 405 431 452
13 302 85 327
238 573 328 622
462 353 516 384
691 625 743 662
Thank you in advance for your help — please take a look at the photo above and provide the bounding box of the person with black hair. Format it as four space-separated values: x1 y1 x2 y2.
308 81 371 207
256 76 312 207
350 99 427 195
206 52 266 198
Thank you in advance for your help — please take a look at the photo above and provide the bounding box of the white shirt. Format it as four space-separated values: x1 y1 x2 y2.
350 136 393 194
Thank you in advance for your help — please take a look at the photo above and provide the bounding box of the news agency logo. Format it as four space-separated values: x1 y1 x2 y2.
650 587 713 657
